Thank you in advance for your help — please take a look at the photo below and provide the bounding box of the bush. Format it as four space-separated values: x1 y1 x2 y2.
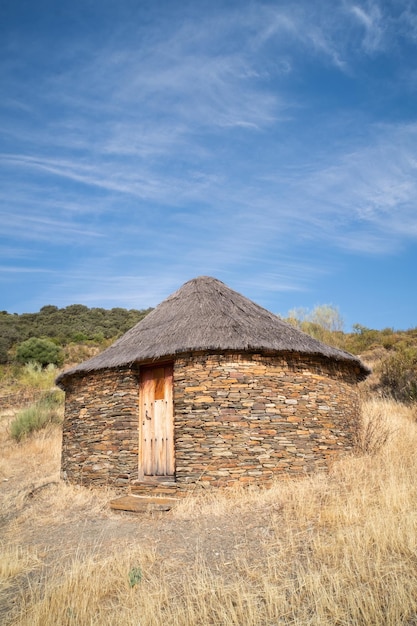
16 338 64 367
10 391 64 442
345 324 381 354
18 362 59 391
379 348 417 404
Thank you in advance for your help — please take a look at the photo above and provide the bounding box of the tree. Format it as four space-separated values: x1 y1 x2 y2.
16 337 64 367
284 304 345 348
309 305 344 333
287 305 343 332
40 305 59 314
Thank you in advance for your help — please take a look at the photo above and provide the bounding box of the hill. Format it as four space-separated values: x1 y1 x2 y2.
0 304 153 363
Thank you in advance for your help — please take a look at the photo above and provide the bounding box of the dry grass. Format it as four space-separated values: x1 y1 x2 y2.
2 398 417 625
0 543 40 581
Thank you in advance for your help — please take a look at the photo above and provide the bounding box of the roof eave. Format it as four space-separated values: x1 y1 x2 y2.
55 346 370 389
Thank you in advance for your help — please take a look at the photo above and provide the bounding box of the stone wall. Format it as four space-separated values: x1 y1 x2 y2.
0 389 45 412
173 352 361 489
61 367 138 486
61 352 361 489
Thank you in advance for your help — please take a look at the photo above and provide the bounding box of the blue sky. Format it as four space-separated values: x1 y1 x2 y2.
1 0 417 330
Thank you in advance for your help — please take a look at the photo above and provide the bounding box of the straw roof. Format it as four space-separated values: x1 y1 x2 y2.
57 276 369 386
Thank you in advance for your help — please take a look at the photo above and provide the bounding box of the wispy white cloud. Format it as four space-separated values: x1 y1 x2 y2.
42 267 185 310
280 122 417 253
0 265 56 274
0 152 219 209
350 2 385 52
399 4 417 41
3 119 417 260
0 207 105 243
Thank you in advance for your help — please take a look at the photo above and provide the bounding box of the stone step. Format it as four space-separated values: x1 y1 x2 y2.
109 494 179 513
130 481 179 497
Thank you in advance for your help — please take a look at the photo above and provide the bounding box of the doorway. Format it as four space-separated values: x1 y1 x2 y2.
139 364 174 480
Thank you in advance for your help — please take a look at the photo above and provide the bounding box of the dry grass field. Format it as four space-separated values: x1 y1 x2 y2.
1 396 417 625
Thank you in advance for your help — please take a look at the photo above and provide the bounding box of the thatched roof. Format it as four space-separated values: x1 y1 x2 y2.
56 276 369 387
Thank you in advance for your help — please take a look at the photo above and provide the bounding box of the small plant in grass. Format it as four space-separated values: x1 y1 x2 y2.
10 390 64 442
128 566 143 587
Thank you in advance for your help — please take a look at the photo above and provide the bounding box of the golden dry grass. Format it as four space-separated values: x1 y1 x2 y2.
1 398 417 625
0 543 41 581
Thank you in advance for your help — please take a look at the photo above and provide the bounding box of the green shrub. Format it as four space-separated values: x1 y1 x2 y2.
344 324 381 354
10 391 64 442
71 331 88 342
379 348 417 404
18 362 59 390
16 337 64 367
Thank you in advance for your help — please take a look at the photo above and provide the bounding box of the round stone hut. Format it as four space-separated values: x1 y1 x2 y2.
57 276 369 491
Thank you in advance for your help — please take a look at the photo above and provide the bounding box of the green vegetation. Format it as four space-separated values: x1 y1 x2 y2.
0 304 152 364
16 338 64 367
128 566 143 588
10 390 64 442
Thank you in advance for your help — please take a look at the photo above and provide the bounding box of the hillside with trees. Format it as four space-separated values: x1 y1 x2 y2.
0 304 153 364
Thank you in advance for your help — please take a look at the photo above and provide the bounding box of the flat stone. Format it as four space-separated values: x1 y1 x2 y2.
110 495 179 513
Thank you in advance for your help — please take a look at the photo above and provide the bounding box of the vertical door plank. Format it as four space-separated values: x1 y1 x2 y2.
140 370 154 476
165 366 175 475
154 399 166 474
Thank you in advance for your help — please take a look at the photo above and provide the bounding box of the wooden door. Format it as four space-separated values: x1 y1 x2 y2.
139 364 174 479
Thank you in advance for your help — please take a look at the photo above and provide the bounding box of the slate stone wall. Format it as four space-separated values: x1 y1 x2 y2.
61 368 138 486
0 389 45 411
173 352 360 489
61 352 361 488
